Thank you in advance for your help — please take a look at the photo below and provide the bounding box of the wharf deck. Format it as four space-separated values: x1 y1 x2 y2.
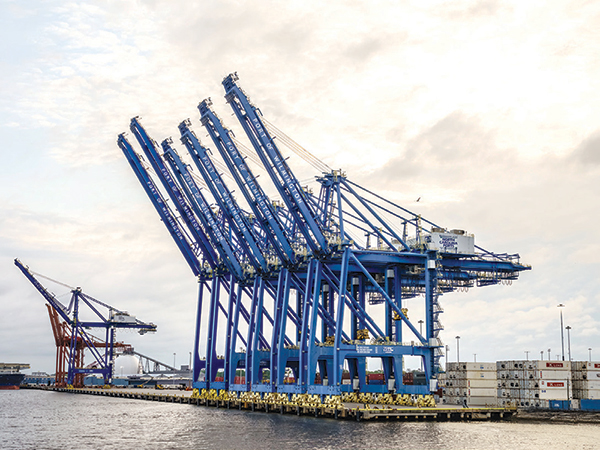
47 386 515 422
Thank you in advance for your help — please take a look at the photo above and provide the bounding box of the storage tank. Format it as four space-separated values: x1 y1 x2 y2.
114 354 142 377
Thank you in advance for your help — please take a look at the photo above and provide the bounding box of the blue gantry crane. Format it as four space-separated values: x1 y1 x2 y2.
118 73 530 403
15 259 157 387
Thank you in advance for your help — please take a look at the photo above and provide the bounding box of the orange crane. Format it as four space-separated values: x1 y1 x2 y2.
45 304 132 388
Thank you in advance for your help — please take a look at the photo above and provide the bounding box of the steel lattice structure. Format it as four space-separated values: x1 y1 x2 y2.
15 259 157 387
118 73 530 397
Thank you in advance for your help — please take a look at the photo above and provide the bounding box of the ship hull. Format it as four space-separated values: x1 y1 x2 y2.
0 373 25 390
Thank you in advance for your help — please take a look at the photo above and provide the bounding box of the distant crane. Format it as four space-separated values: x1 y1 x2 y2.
15 259 157 387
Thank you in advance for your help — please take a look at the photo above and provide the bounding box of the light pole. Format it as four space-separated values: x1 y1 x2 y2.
456 336 460 363
540 351 544 361
589 348 593 362
565 326 572 361
558 304 565 361
189 351 192 370
525 351 529 361
445 345 450 371
473 353 477 362
173 352 176 368
548 348 551 360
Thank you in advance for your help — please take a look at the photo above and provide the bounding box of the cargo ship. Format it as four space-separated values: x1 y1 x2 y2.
0 363 30 390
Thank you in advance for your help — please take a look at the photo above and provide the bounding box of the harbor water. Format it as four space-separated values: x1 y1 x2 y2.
1 390 599 450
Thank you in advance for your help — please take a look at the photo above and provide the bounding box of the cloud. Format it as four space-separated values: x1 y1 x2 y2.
3 0 600 372
573 130 600 166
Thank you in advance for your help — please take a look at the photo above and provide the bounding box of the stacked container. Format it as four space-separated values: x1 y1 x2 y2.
572 361 600 399
497 360 571 408
441 362 497 407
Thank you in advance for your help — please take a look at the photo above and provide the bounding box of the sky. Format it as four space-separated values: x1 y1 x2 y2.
1 0 599 374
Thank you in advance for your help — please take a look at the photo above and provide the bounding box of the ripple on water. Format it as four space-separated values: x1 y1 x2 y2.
1 390 599 450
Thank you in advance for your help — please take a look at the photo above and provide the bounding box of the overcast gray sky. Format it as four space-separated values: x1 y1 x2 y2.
1 0 599 373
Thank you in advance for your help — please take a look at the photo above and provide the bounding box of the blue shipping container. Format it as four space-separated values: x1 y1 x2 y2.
580 399 600 411
549 400 570 410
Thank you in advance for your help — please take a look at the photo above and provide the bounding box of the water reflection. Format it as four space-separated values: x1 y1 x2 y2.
1 390 598 450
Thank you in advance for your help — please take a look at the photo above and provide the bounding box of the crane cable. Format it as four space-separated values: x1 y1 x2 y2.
263 119 331 173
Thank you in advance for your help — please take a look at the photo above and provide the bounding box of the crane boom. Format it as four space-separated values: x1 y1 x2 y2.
118 133 203 276
198 98 296 264
129 118 218 267
161 138 245 281
222 73 329 255
178 119 268 273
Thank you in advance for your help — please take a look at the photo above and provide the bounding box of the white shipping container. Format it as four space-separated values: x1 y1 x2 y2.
533 400 547 408
523 380 540 389
464 396 497 406
467 388 497 397
539 389 569 400
497 389 510 398
537 370 570 380
497 360 518 370
465 371 497 380
577 389 600 400
446 362 460 371
497 361 511 370
518 399 535 407
579 380 600 390
539 379 567 389
580 371 600 380
458 362 496 372
530 360 571 371
573 361 600 371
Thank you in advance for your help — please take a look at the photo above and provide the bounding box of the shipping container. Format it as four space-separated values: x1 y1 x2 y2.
538 389 569 400
580 399 600 410
463 371 497 380
573 380 600 390
467 388 497 397
573 361 600 371
531 360 572 371
463 396 498 406
573 388 600 399
549 400 570 410
575 371 600 380
457 362 496 372
537 370 570 380
571 399 580 409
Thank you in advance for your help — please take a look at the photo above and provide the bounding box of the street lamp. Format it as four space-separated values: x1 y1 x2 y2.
456 336 460 363
548 348 551 360
540 351 544 361
473 353 477 362
524 351 529 361
445 345 450 371
173 352 176 368
566 326 572 361
558 304 565 361
589 348 593 362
